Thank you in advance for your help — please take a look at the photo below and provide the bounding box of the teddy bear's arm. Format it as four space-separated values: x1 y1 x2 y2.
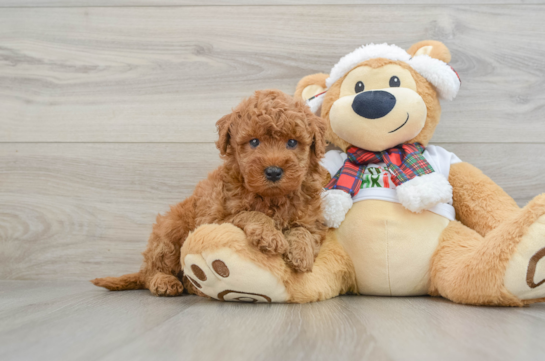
449 162 520 237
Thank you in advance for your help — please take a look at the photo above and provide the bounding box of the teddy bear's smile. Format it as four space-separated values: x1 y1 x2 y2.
388 112 410 133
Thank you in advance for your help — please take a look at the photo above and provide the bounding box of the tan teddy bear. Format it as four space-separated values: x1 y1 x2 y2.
180 40 545 306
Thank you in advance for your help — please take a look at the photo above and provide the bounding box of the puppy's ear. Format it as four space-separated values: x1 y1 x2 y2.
309 113 327 160
215 113 233 156
295 73 328 101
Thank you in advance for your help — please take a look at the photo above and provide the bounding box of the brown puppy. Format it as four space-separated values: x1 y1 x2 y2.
92 90 328 296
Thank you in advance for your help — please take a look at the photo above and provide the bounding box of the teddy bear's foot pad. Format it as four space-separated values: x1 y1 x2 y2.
505 214 545 302
183 247 288 303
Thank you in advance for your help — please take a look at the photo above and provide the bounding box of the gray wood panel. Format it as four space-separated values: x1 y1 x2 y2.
1 142 543 281
1 281 544 361
1 0 542 6
0 143 222 280
2 1 544 7
103 296 545 361
0 281 202 361
1 5 545 143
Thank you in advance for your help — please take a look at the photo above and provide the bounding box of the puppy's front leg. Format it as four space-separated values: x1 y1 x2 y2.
283 227 317 272
227 211 288 255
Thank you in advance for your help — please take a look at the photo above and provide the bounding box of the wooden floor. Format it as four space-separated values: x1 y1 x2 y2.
2 0 545 360
0 281 544 361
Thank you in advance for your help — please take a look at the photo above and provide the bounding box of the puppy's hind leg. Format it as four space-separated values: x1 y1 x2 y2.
148 273 184 297
140 198 198 297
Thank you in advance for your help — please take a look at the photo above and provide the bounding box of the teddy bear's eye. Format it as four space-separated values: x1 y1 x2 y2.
389 76 400 87
249 139 260 148
355 81 365 93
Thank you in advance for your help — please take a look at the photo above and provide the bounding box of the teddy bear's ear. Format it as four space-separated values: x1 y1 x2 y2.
407 40 451 63
294 73 328 101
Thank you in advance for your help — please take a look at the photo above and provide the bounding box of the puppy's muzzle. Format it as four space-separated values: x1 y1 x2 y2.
264 166 283 182
352 90 396 119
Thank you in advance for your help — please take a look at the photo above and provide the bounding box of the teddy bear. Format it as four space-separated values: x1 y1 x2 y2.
179 40 545 306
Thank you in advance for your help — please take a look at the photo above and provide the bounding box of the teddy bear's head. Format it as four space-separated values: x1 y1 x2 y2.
295 41 460 152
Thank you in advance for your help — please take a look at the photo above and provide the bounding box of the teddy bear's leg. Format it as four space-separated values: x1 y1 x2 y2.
180 223 355 303
503 195 545 304
430 194 545 306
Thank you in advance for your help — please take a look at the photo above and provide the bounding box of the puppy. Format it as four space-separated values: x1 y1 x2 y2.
92 90 328 296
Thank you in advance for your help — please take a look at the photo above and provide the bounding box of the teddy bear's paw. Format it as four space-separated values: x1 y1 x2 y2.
504 214 545 302
183 247 289 303
322 189 353 228
396 173 453 213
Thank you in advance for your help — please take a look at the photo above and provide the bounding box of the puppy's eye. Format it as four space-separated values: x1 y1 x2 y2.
287 139 298 149
389 76 400 87
355 81 365 93
249 139 260 148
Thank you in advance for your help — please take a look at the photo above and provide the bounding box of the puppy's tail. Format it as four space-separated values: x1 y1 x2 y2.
91 272 145 291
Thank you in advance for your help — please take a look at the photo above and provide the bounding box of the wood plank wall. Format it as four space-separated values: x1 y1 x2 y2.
1 2 544 281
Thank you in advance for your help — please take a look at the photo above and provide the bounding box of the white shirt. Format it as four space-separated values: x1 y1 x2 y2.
321 145 462 221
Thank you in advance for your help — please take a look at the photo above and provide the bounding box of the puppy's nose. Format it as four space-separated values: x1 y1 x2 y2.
264 166 283 182
352 90 396 119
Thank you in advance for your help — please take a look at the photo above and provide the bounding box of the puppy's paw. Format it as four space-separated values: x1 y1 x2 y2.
284 239 315 273
245 223 288 255
149 273 184 297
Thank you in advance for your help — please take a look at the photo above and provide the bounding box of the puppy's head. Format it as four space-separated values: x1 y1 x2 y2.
216 89 326 197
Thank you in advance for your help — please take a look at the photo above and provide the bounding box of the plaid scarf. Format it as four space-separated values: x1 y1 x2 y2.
325 143 434 197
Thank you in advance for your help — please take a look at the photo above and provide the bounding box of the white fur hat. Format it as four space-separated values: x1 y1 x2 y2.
307 43 461 113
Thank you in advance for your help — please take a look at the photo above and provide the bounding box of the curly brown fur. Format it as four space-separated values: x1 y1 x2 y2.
92 89 328 296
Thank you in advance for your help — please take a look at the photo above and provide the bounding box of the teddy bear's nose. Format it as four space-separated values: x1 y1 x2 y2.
352 90 396 119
